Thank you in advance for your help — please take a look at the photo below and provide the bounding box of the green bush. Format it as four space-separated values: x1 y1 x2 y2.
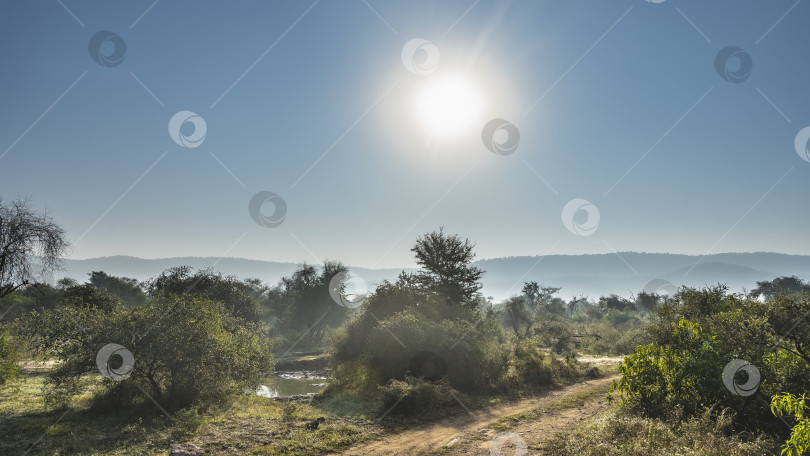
611 319 726 418
172 406 208 439
361 309 509 392
0 332 19 384
772 392 810 456
379 375 463 417
611 286 810 434
18 294 273 411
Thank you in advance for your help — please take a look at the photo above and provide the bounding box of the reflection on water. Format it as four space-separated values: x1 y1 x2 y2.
257 371 328 398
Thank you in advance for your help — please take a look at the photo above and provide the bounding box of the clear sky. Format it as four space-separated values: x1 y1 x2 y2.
1 0 808 269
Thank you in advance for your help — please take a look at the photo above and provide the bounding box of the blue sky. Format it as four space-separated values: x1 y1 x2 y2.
1 0 808 269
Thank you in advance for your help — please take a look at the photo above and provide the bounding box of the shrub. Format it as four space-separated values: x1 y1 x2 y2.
611 319 726 418
772 392 810 456
611 287 810 434
172 406 208 439
18 294 272 411
379 375 463 417
362 309 509 392
0 332 19 384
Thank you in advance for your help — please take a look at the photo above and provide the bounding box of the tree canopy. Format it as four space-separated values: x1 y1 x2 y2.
0 197 68 299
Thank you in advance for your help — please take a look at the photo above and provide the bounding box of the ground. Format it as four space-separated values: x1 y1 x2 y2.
1 357 623 455
329 375 618 456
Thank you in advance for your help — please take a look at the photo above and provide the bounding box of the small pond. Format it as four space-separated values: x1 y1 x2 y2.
256 371 328 398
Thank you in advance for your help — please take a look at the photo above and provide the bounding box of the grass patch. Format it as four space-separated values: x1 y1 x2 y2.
487 383 611 432
0 364 377 455
539 406 777 456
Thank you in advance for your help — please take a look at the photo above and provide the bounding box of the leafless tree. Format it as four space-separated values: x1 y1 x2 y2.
0 197 68 299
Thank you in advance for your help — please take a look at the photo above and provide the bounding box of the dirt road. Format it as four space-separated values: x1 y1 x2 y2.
333 374 620 456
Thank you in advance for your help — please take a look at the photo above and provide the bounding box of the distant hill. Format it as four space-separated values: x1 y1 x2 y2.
55 252 810 302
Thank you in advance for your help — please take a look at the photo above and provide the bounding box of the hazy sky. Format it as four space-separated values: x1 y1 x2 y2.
1 0 809 269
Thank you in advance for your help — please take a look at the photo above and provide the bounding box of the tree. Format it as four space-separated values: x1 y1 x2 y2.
502 296 532 337
634 291 662 314
598 294 636 312
88 271 146 307
60 284 122 312
147 266 261 322
749 276 810 300
411 228 484 308
0 197 68 299
269 261 351 339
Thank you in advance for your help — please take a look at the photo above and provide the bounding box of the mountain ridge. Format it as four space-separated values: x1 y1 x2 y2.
55 253 809 301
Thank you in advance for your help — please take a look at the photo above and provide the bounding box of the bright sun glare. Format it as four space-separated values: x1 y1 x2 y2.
415 74 483 138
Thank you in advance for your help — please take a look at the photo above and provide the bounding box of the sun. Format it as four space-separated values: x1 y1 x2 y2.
415 74 483 138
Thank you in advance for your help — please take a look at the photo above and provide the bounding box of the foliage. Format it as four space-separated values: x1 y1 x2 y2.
88 271 147 307
171 406 208 439
502 295 532 337
147 266 262 322
750 276 810 300
17 295 272 411
271 261 352 338
0 197 69 299
0 331 19 385
378 375 463 417
410 228 484 308
362 309 508 392
611 286 810 436
772 392 810 456
60 284 122 312
611 319 727 418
